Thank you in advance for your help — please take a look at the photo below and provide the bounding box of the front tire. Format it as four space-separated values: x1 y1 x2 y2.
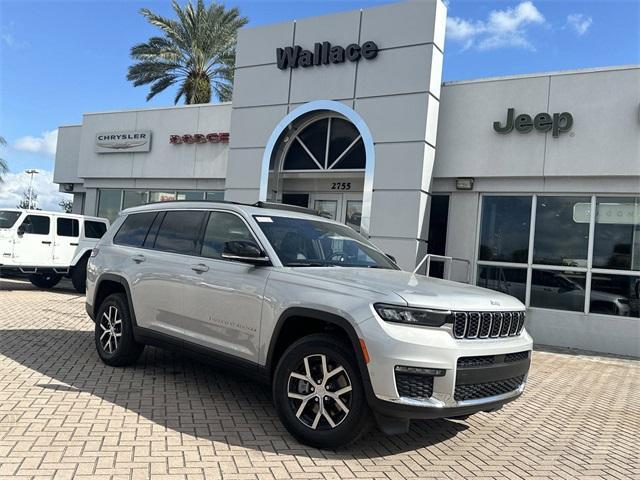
29 272 62 289
95 293 144 367
71 256 88 293
273 334 371 449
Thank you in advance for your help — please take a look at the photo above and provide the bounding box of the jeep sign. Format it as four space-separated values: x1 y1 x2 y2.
276 41 379 70
493 108 573 138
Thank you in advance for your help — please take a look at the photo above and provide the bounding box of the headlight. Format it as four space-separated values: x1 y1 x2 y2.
374 303 450 327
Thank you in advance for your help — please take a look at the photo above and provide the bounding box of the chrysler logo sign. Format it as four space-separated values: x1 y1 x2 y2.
95 131 151 153
276 41 379 70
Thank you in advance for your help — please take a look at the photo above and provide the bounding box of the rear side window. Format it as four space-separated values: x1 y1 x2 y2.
20 215 50 235
84 221 107 239
153 210 206 255
114 212 157 247
57 218 79 237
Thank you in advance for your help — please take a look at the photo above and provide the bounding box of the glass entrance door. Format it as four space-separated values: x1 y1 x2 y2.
310 193 363 232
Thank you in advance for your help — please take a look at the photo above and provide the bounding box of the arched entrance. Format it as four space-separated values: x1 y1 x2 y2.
260 101 375 235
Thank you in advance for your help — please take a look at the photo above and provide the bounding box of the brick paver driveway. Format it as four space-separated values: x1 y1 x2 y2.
0 278 638 480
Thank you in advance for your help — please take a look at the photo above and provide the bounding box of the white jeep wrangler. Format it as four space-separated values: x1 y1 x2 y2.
0 209 109 292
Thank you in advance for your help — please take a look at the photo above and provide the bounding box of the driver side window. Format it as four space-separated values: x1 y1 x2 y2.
20 215 50 235
201 212 255 260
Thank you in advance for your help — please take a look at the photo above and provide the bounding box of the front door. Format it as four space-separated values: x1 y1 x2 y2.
310 193 363 232
14 214 54 266
181 210 270 363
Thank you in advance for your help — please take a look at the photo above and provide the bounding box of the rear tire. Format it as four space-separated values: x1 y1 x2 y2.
71 256 88 293
273 334 371 449
95 293 144 367
29 272 62 289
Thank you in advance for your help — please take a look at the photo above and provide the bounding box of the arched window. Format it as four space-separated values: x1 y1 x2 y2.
282 116 365 171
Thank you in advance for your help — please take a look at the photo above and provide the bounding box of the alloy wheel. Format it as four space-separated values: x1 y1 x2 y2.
99 305 122 354
287 353 353 430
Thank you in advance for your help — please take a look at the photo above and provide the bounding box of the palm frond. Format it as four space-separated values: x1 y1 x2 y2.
128 0 248 104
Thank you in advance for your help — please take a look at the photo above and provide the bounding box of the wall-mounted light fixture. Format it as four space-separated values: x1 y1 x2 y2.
456 177 474 190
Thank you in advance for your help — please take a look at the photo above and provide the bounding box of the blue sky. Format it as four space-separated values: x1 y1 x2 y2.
0 0 638 209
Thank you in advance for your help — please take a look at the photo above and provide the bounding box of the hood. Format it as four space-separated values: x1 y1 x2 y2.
285 267 524 311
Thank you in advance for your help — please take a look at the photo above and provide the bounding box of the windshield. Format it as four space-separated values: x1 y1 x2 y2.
0 211 21 229
254 215 398 269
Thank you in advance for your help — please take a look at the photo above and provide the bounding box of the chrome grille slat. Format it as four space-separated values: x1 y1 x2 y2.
452 310 525 340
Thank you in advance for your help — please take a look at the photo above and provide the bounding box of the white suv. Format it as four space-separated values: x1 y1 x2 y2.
0 209 109 292
86 201 532 448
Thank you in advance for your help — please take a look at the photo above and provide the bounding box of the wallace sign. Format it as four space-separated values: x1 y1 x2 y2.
276 41 379 69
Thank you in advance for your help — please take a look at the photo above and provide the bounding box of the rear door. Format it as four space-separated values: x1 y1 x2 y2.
53 217 80 266
14 214 53 266
126 210 207 339
181 211 271 362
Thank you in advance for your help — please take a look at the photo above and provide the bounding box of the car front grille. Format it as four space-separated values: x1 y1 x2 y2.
395 372 434 400
452 311 525 339
454 375 525 401
457 355 496 368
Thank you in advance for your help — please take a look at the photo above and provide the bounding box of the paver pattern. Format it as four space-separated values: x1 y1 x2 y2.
0 277 638 480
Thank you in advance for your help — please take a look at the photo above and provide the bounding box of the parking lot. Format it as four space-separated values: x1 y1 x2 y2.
0 277 638 480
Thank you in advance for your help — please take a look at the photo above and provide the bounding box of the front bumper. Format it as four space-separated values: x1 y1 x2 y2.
358 313 533 418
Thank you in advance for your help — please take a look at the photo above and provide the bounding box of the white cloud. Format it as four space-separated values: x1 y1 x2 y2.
447 1 545 51
1 32 16 47
0 170 71 212
566 13 593 36
14 130 58 156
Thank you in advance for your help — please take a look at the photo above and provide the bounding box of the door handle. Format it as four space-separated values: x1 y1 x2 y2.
191 263 209 273
131 254 146 263
70 242 79 246
42 241 52 245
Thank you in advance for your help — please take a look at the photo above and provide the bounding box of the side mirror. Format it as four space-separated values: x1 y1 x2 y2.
17 226 25 236
386 253 397 264
221 240 270 265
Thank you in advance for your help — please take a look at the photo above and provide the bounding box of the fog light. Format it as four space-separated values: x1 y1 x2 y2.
395 365 446 376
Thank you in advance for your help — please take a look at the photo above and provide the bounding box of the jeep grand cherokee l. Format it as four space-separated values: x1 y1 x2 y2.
86 201 533 448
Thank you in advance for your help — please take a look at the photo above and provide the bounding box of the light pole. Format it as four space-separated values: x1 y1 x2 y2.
25 169 39 210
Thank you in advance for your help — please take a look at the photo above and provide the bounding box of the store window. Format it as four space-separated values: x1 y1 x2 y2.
593 197 640 271
479 196 531 263
590 273 640 318
206 191 224 201
149 191 177 203
97 190 122 222
477 265 527 304
530 269 586 312
476 194 640 318
534 196 590 267
123 191 147 210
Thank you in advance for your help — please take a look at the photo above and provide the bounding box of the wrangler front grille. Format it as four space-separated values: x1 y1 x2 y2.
452 311 525 339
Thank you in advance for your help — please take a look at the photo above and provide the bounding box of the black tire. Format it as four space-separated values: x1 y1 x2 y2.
71 256 88 293
29 272 62 289
95 293 144 367
273 334 371 449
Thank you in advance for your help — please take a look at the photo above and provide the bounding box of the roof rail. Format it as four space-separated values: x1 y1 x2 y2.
253 201 320 216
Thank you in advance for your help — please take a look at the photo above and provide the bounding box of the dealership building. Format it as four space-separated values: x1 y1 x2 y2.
53 1 640 356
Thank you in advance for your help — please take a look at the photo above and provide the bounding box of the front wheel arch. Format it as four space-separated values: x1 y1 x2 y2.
266 308 372 396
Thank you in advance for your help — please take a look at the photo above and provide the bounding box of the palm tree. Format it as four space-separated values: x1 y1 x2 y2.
0 136 8 182
127 0 248 104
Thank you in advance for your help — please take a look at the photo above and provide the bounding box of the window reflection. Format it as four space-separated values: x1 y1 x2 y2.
530 270 586 312
593 197 640 271
590 274 639 317
534 196 590 267
479 196 531 263
477 266 527 303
